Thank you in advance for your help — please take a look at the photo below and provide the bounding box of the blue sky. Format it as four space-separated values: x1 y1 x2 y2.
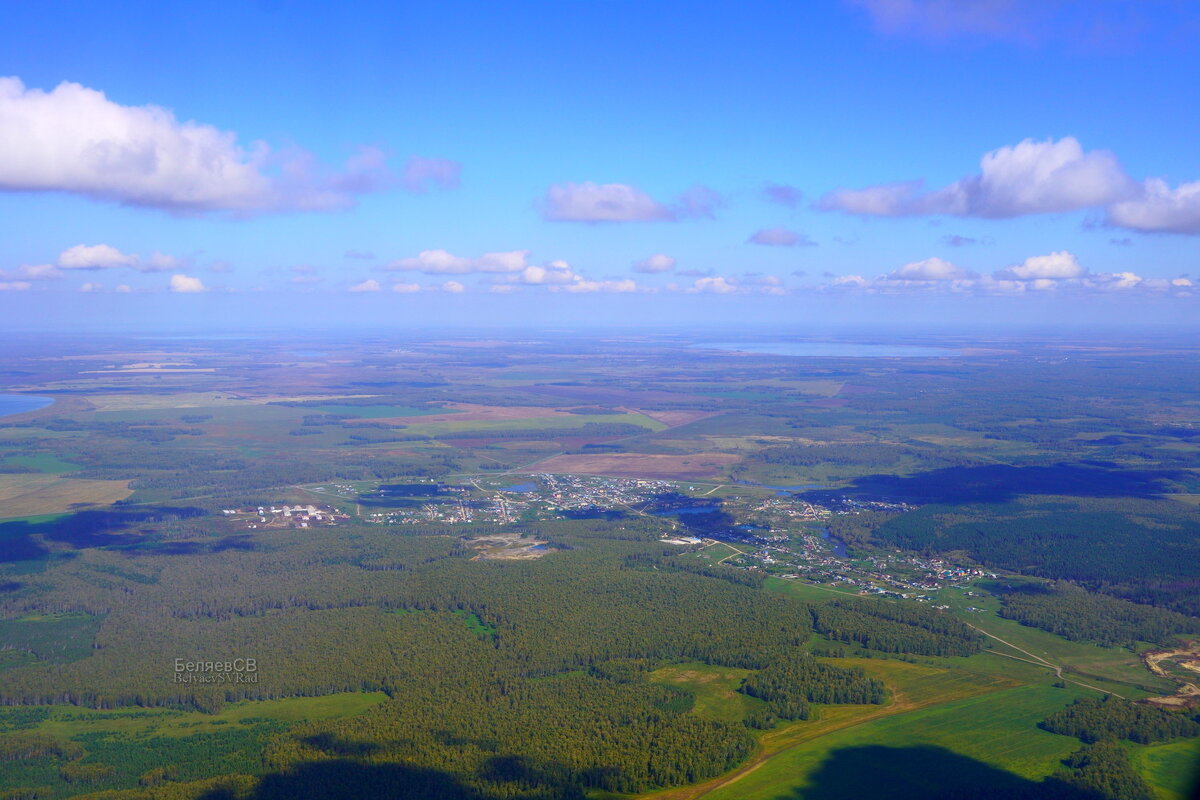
2 0 1199 329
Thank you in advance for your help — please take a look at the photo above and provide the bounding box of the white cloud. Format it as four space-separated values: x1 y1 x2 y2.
0 76 394 215
348 279 381 293
387 249 530 274
441 280 465 293
58 243 137 270
518 262 579 285
994 251 1085 281
557 278 638 293
0 281 31 291
80 282 103 292
400 156 461 193
392 282 422 293
688 276 738 294
0 263 60 280
1107 178 1200 234
541 182 672 222
820 137 1136 218
888 256 975 281
633 254 676 273
168 273 205 293
747 227 816 247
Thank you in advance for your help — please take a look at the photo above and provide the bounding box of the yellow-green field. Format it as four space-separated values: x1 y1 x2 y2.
0 473 131 519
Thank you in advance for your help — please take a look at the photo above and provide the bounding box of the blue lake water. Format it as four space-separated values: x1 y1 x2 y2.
697 342 961 358
650 506 721 516
504 482 538 493
820 528 849 558
0 394 53 419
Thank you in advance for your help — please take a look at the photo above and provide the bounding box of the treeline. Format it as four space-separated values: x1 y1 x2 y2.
996 581 1200 648
1040 695 1199 744
740 651 885 721
810 597 983 657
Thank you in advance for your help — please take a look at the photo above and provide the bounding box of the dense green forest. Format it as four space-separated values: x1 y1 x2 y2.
1040 695 1200 744
994 581 1200 648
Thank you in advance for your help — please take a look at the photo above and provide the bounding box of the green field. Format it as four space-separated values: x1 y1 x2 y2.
650 662 764 723
1 454 80 473
703 685 1085 799
309 403 457 418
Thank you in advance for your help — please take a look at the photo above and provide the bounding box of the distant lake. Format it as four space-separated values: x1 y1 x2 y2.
696 342 961 358
0 394 52 419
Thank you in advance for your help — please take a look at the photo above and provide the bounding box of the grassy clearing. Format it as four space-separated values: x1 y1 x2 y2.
0 612 105 664
0 474 132 519
649 662 763 723
702 684 1082 800
0 691 389 739
640 658 1016 800
765 577 1173 697
1 454 80 474
934 584 1175 695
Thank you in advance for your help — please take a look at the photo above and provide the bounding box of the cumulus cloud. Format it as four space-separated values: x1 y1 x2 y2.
386 249 530 274
441 280 465 293
633 254 676 273
540 182 672 222
401 156 461 193
763 183 803 207
887 256 975 281
58 243 137 270
747 227 816 247
994 250 1085 281
688 276 738 294
556 278 638 294
348 279 381 293
540 182 723 222
392 282 421 293
1 263 61 281
168 273 205 293
820 137 1136 219
0 76 397 215
80 282 103 292
0 281 31 291
52 243 186 274
1107 178 1200 234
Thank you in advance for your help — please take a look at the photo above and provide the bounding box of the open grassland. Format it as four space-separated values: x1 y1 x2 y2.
527 452 739 480
0 474 131 519
640 658 1017 800
1133 738 1200 800
650 662 763 723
